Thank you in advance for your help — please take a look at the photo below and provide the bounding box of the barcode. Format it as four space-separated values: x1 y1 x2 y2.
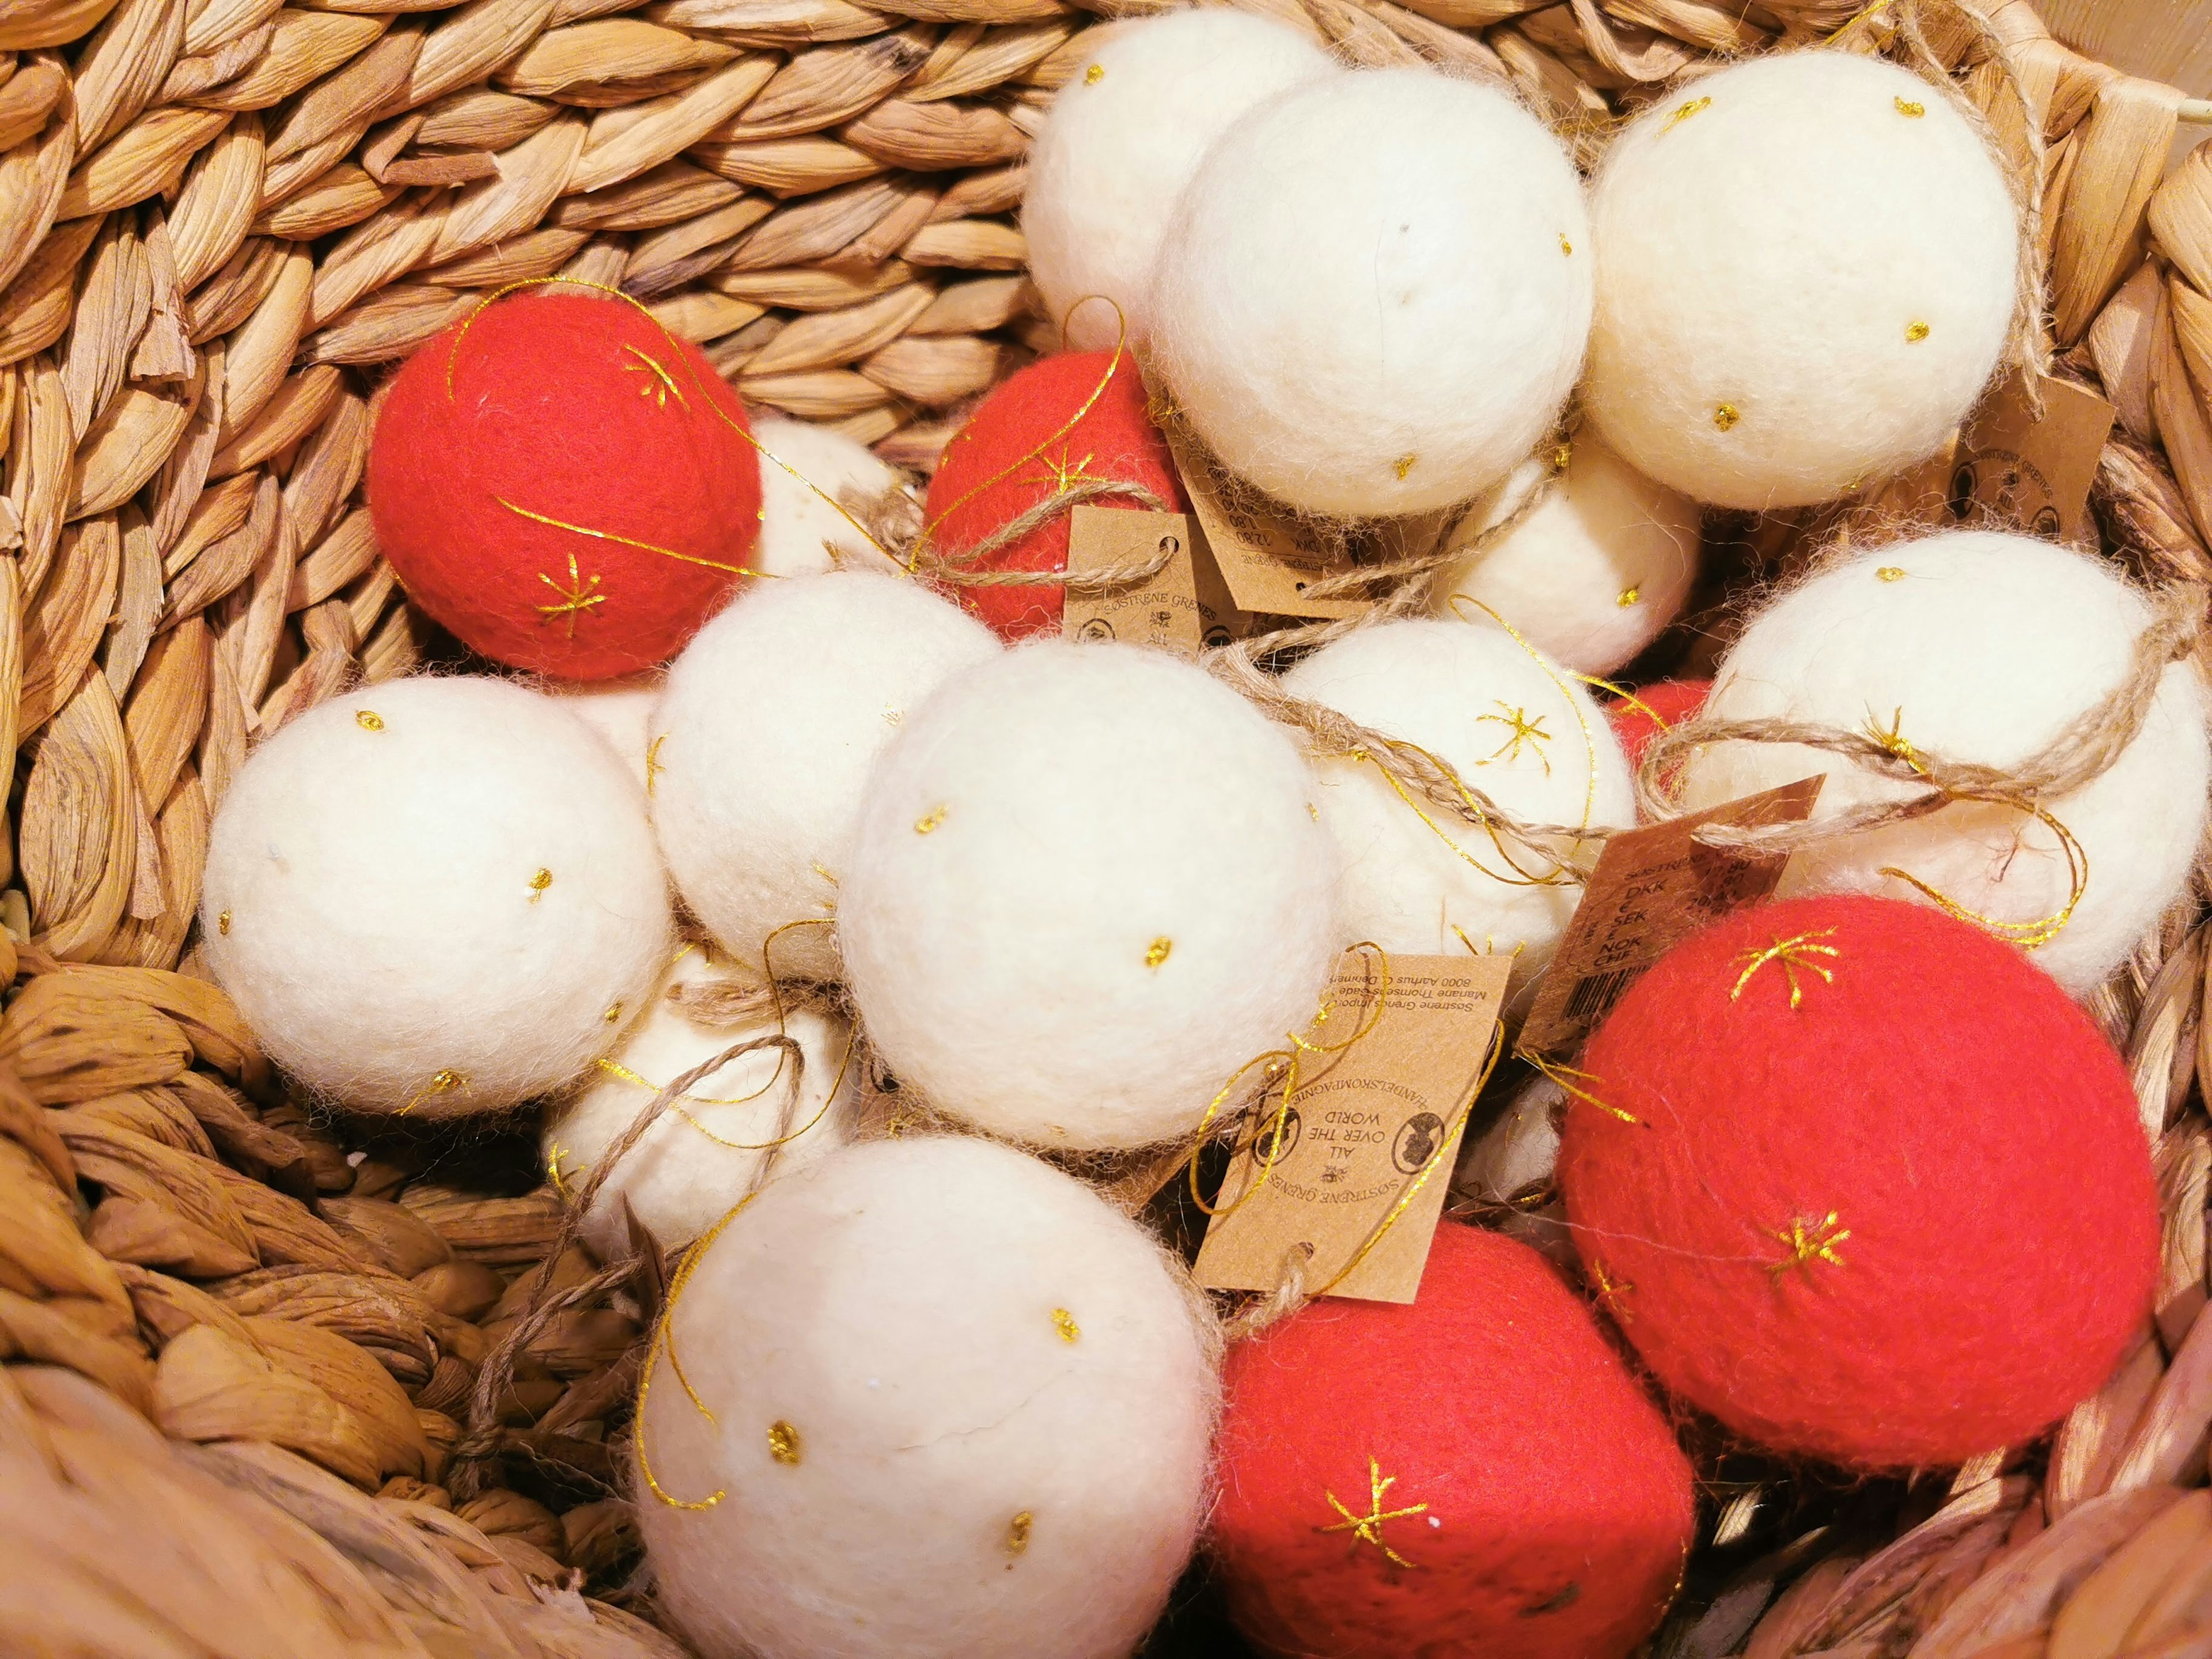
1563 967 1637 1031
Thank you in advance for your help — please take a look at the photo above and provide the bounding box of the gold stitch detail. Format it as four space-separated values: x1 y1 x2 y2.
499 498 757 578
529 868 554 902
620 343 687 410
1877 566 1906 582
1393 453 1417 480
1320 1457 1430 1569
1551 442 1573 471
1663 95 1712 132
645 733 667 796
1617 586 1641 608
537 552 606 637
1006 1512 1034 1555
1730 928 1840 1009
1769 1212 1850 1278
1906 320 1931 343
217 910 232 935
1525 1053 1641 1127
1084 62 1103 83
767 1421 802 1465
1024 446 1103 494
1475 703 1552 774
1590 1260 1633 1320
1714 403 1741 432
1896 96 1925 117
401 1069 465 1116
356 710 384 732
915 805 947 835
547 1142 573 1201
1559 234 1573 256
1145 937 1172 969
1052 1308 1080 1343
604 1002 624 1024
1865 706 1924 772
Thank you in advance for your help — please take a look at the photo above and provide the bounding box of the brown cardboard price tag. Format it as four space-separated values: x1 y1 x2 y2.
1193 950 1513 1305
1950 372 2115 543
1063 506 1202 657
1517 776 1825 1058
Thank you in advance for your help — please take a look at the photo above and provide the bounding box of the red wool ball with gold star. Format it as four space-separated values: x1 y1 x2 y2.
919 349 1189 642
1210 1224 1694 1659
1559 893 2158 1470
367 291 765 680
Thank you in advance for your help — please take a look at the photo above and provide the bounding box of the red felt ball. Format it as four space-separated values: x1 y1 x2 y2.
1560 894 2157 1470
922 350 1189 641
1212 1224 1694 1659
367 293 763 680
1607 677 1712 768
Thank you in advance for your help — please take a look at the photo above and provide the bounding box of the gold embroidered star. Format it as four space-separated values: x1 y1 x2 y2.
537 552 607 637
1730 927 1841 1010
1589 1260 1633 1320
1768 1211 1850 1279
1024 446 1105 495
620 344 688 411
1319 1457 1431 1569
1476 703 1553 774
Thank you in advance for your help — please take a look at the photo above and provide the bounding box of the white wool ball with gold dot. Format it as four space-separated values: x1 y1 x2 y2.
1583 50 2018 510
541 945 853 1257
839 640 1339 1149
1149 65 1592 517
1676 531 2210 994
633 1135 1219 1659
200 677 672 1115
1431 435 1702 676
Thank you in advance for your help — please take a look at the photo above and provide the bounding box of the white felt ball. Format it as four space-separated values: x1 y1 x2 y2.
202 677 671 1115
1584 50 2017 510
546 676 658 788
1677 532 2211 994
1431 435 1702 676
1281 618 1633 986
634 1134 1218 1659
839 641 1339 1150
753 414 910 578
1149 66 1591 517
541 946 853 1258
650 570 1001 984
1024 9 1338 353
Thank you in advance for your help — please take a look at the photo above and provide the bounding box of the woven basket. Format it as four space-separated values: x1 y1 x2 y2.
1 0 2211 1651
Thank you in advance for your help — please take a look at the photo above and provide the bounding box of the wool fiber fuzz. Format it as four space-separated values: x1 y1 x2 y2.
202 678 672 1115
1148 67 1591 518
1584 51 2017 510
753 414 909 578
1433 437 1701 675
634 1135 1219 1659
1560 896 2157 1468
541 948 850 1257
547 676 657 787
1677 532 2211 994
1280 619 1631 985
839 641 1339 1149
650 571 1001 985
1024 9 1338 353
366 293 763 678
1211 1224 1694 1659
923 350 1188 641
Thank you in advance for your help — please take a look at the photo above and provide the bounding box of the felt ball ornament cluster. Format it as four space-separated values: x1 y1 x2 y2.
1024 8 1338 353
650 570 1001 985
1675 532 2211 994
1149 67 1591 517
922 350 1188 642
1560 895 2158 1469
541 946 851 1257
1281 618 1633 984
200 678 672 1116
1432 435 1702 676
1584 51 2018 510
368 293 766 679
1211 1224 1694 1659
634 1134 1220 1659
839 639 1339 1150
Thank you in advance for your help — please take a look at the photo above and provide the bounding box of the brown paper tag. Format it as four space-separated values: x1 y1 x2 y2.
1950 372 2115 543
1189 518 1255 648
1517 776 1825 1058
1150 406 1365 622
1193 951 1513 1305
1062 506 1202 657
